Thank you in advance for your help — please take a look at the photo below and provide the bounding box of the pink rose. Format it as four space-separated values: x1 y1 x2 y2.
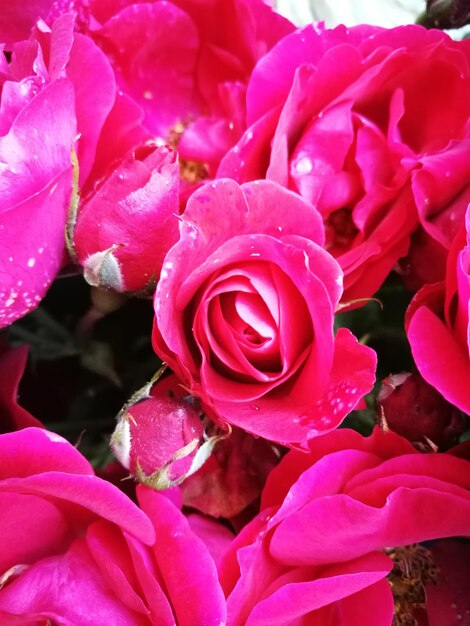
0 13 116 327
0 428 226 624
74 144 180 293
407 205 470 415
111 373 205 487
220 427 470 625
0 0 293 178
153 178 376 445
219 24 470 303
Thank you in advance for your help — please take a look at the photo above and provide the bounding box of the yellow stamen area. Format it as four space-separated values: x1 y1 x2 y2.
386 544 438 626
168 122 209 184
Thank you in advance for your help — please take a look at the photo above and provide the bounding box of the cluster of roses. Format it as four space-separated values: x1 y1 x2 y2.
0 1 470 624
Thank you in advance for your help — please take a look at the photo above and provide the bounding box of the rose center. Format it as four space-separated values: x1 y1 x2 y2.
386 544 438 626
325 208 359 254
168 122 209 184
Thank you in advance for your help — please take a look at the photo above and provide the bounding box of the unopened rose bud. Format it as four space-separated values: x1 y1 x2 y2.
111 374 227 489
377 373 466 449
75 144 180 293
425 0 470 28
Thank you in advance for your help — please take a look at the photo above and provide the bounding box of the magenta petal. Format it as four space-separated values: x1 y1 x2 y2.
242 552 392 626
187 513 235 568
0 472 155 546
261 427 416 510
269 488 470 567
99 2 200 137
408 305 470 414
0 491 70 573
0 345 41 432
0 540 140 624
66 32 116 185
75 145 180 292
297 327 377 440
0 427 92 479
0 77 75 212
0 77 76 327
138 486 227 626
86 521 149 616
337 578 395 626
0 1 54 48
0 167 72 327
124 534 176 626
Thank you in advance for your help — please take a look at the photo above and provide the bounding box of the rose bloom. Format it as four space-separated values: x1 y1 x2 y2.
407 205 470 415
153 178 376 446
220 427 470 625
0 427 226 624
111 373 205 486
218 24 470 303
0 0 293 178
74 144 181 293
0 12 124 327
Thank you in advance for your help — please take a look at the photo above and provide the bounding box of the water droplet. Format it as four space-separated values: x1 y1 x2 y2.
27 258 36 268
295 156 313 175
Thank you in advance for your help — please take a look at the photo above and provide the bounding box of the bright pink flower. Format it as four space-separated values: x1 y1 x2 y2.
111 373 205 486
74 144 180 293
220 427 470 625
0 0 293 175
407 205 470 415
0 428 226 624
89 0 293 167
187 512 235 567
219 24 470 303
153 178 376 446
0 13 117 327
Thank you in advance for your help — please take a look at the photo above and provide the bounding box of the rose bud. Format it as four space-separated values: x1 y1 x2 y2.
111 373 225 489
377 372 466 450
426 0 470 28
74 144 180 294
